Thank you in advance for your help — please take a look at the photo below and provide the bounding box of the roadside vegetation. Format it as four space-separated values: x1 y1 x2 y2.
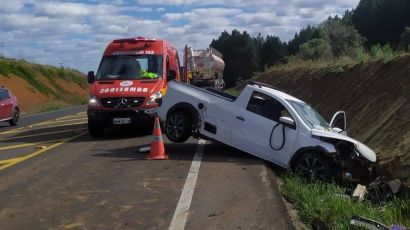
282 173 410 229
0 57 88 114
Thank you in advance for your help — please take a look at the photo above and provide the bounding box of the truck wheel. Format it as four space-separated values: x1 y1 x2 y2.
165 112 192 143
88 122 104 137
9 108 19 126
293 152 330 181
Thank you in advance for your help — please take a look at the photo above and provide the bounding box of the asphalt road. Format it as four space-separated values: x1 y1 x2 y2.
0 106 291 229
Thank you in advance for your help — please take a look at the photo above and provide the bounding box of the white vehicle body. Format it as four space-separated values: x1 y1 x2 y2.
157 81 377 181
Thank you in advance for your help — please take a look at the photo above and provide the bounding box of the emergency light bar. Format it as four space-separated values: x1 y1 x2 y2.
113 37 157 43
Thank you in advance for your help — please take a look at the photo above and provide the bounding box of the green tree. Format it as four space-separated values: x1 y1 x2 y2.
287 25 315 55
260 35 286 68
398 27 410 51
320 17 364 57
352 0 410 47
299 39 332 60
252 33 265 70
211 30 259 88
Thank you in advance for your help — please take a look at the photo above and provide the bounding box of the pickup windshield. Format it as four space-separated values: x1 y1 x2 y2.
96 55 163 80
287 100 330 130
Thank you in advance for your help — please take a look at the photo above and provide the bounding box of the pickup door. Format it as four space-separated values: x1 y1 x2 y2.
200 89 238 144
230 90 298 167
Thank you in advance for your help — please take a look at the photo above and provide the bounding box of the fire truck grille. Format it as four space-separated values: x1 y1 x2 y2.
100 97 145 108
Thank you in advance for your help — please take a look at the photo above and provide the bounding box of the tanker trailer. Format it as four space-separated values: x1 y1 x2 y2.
183 46 225 90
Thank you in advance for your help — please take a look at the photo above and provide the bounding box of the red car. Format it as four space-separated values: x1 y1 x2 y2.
0 86 19 126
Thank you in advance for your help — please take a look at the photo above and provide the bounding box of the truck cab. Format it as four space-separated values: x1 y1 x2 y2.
87 37 184 136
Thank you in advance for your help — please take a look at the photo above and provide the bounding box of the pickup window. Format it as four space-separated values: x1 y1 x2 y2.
247 91 290 122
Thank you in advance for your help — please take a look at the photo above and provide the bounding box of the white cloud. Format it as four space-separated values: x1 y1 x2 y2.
0 0 360 72
35 2 92 16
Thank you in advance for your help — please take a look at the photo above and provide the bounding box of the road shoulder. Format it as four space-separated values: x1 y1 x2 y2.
185 142 292 229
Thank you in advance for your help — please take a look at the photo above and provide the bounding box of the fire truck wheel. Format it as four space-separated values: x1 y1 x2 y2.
88 122 104 137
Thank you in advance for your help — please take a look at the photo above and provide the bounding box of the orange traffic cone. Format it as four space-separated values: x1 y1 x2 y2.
146 116 169 160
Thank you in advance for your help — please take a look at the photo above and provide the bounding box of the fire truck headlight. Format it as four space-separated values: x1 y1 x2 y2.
88 96 100 107
146 92 162 106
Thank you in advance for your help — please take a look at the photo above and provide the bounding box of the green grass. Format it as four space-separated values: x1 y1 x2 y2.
70 94 88 105
370 44 397 63
40 101 66 112
281 173 410 229
0 58 55 96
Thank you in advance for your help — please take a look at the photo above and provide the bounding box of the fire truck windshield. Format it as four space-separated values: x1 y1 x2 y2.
96 55 163 80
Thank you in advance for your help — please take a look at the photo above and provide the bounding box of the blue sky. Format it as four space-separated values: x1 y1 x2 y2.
0 0 360 73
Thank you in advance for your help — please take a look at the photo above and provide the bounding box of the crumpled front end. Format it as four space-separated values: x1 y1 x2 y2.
312 129 377 182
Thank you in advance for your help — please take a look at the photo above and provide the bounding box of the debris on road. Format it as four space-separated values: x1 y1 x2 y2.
367 177 402 203
350 216 409 230
338 177 402 203
352 184 367 202
350 215 390 230
138 146 150 153
208 211 224 217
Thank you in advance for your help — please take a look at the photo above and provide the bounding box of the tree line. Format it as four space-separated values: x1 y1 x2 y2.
210 0 410 88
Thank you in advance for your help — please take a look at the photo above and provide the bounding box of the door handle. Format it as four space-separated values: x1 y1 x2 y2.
236 116 245 121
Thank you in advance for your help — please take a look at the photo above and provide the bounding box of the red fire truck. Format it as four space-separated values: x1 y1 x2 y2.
87 37 187 136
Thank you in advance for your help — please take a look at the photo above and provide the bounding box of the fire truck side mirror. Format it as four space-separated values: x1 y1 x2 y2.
87 71 95 84
168 70 176 82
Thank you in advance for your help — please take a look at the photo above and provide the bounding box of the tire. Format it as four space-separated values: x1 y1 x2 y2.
165 111 192 143
9 108 19 126
88 121 104 137
293 152 331 181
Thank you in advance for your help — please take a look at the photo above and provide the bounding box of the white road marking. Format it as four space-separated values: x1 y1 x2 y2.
169 139 206 230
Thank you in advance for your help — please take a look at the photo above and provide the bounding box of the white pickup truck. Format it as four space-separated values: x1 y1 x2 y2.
157 80 376 181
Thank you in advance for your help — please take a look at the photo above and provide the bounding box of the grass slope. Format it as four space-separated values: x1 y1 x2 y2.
0 57 88 113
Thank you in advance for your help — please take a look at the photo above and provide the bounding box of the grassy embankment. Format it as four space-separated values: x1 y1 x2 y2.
227 52 410 229
0 57 88 114
282 173 409 229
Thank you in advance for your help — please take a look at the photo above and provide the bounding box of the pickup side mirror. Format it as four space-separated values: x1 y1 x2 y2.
88 71 95 84
167 70 177 82
279 116 296 129
330 111 347 135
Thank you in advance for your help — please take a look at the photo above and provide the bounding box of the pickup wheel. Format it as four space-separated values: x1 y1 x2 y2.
293 152 330 181
9 108 19 126
165 112 192 143
88 121 104 137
